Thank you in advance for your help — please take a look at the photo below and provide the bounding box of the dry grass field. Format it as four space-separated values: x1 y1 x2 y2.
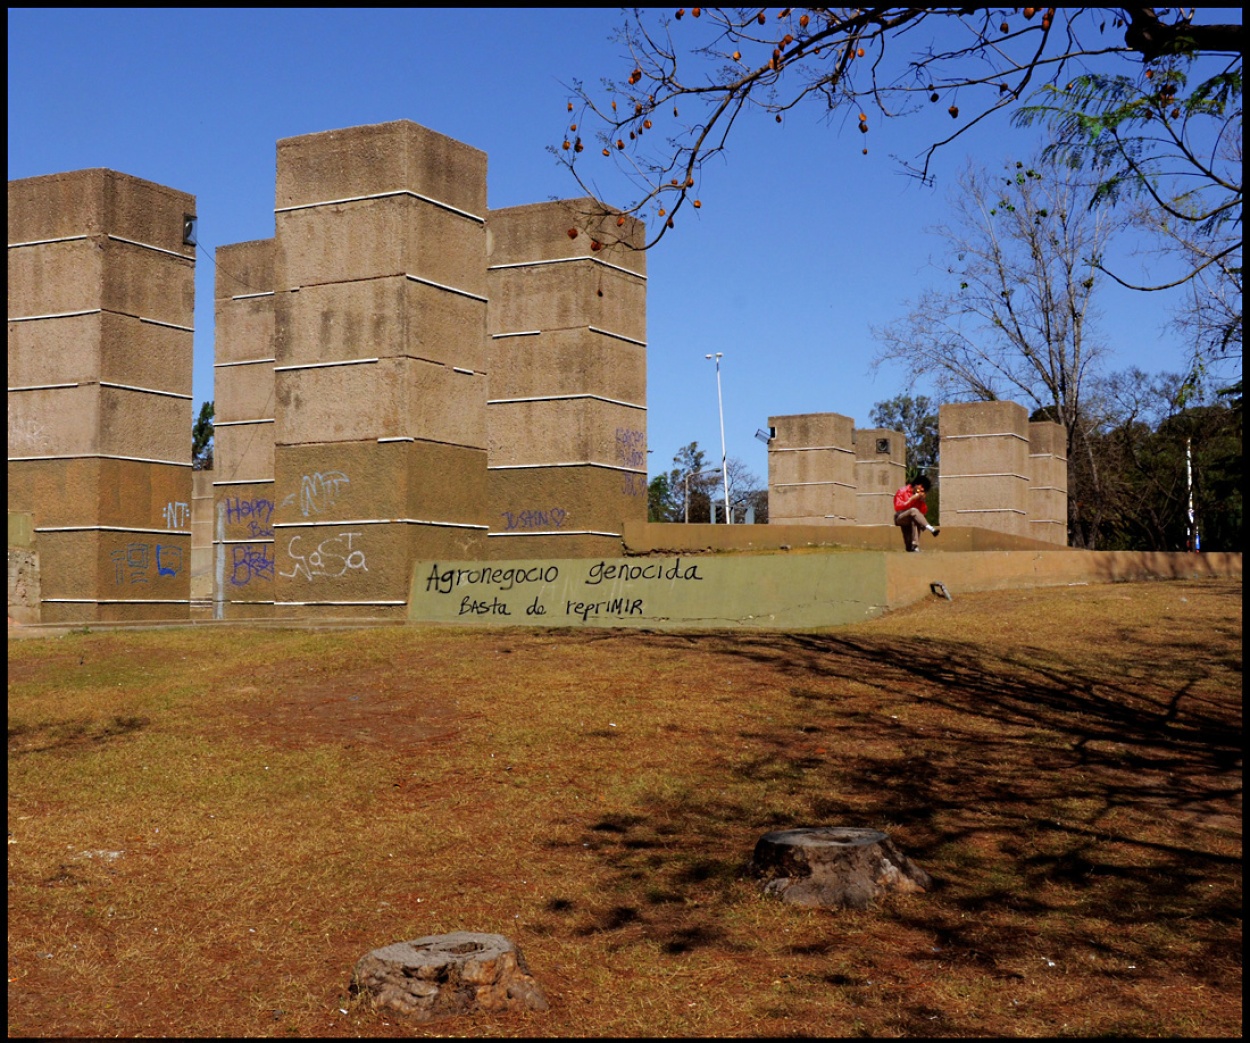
7 578 1242 1037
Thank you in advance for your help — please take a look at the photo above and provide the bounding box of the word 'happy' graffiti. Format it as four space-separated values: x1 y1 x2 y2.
223 496 275 538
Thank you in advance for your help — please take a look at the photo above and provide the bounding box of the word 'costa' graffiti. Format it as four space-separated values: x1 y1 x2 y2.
278 471 351 517
110 543 182 584
230 544 275 586
499 507 567 531
279 531 367 581
223 496 275 538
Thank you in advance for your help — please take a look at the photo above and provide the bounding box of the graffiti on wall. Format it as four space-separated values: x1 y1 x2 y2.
230 543 275 586
499 507 568 531
162 501 190 529
278 471 351 517
615 428 647 496
279 531 368 582
110 543 183 584
223 495 275 538
421 557 704 620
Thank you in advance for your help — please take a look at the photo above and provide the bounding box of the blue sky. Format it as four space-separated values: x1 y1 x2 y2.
8 8 1237 486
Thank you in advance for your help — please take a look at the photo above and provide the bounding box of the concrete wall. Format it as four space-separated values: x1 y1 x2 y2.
190 470 214 619
408 549 1241 629
8 169 195 622
854 428 907 526
486 200 649 559
768 413 857 524
939 401 1031 538
212 238 278 618
1028 420 1068 546
7 512 41 625
268 120 491 619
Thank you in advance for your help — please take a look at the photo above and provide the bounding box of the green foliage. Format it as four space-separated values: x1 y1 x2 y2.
648 471 678 522
192 400 214 471
1017 65 1241 222
870 394 939 480
1082 395 1242 551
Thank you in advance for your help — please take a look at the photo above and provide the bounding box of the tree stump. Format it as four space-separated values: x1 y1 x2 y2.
749 827 933 909
352 931 548 1022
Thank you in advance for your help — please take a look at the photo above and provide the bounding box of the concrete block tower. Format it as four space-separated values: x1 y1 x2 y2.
1028 419 1068 545
269 120 490 618
212 238 278 616
853 427 907 525
485 200 648 558
767 413 857 524
7 169 195 622
939 401 1030 537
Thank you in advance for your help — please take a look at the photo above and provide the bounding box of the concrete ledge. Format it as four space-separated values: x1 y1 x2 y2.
622 521 1060 555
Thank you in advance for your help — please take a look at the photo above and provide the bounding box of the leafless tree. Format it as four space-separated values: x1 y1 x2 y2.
872 150 1124 438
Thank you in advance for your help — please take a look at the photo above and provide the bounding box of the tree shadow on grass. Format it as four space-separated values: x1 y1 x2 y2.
546 619 1241 981
7 715 150 756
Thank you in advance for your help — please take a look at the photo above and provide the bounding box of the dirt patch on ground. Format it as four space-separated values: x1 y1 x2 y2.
219 667 470 752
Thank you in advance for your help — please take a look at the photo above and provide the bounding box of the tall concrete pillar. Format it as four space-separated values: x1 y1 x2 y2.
1028 420 1068 545
854 428 907 525
485 200 648 558
767 413 857 524
8 169 195 622
939 401 1030 537
270 121 490 618
190 470 214 619
212 239 277 617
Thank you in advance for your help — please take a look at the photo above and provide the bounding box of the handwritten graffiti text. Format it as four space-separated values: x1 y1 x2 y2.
230 544 275 586
279 531 367 581
499 507 567 532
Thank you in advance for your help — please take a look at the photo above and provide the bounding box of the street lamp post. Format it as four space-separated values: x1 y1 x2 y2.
705 352 732 524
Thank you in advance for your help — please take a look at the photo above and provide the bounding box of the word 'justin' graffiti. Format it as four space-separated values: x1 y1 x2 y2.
500 507 567 532
162 501 190 529
280 532 367 582
230 544 275 586
223 496 275 538
111 543 182 584
278 471 351 517
426 563 560 595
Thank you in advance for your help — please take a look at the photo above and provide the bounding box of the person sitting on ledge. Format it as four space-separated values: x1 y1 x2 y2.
893 475 940 552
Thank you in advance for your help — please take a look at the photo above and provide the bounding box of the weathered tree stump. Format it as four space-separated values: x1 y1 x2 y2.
352 931 548 1021
749 827 933 909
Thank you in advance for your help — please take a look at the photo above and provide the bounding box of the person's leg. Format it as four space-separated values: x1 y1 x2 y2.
894 512 912 551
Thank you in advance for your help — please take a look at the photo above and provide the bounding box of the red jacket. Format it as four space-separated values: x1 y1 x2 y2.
893 484 928 515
